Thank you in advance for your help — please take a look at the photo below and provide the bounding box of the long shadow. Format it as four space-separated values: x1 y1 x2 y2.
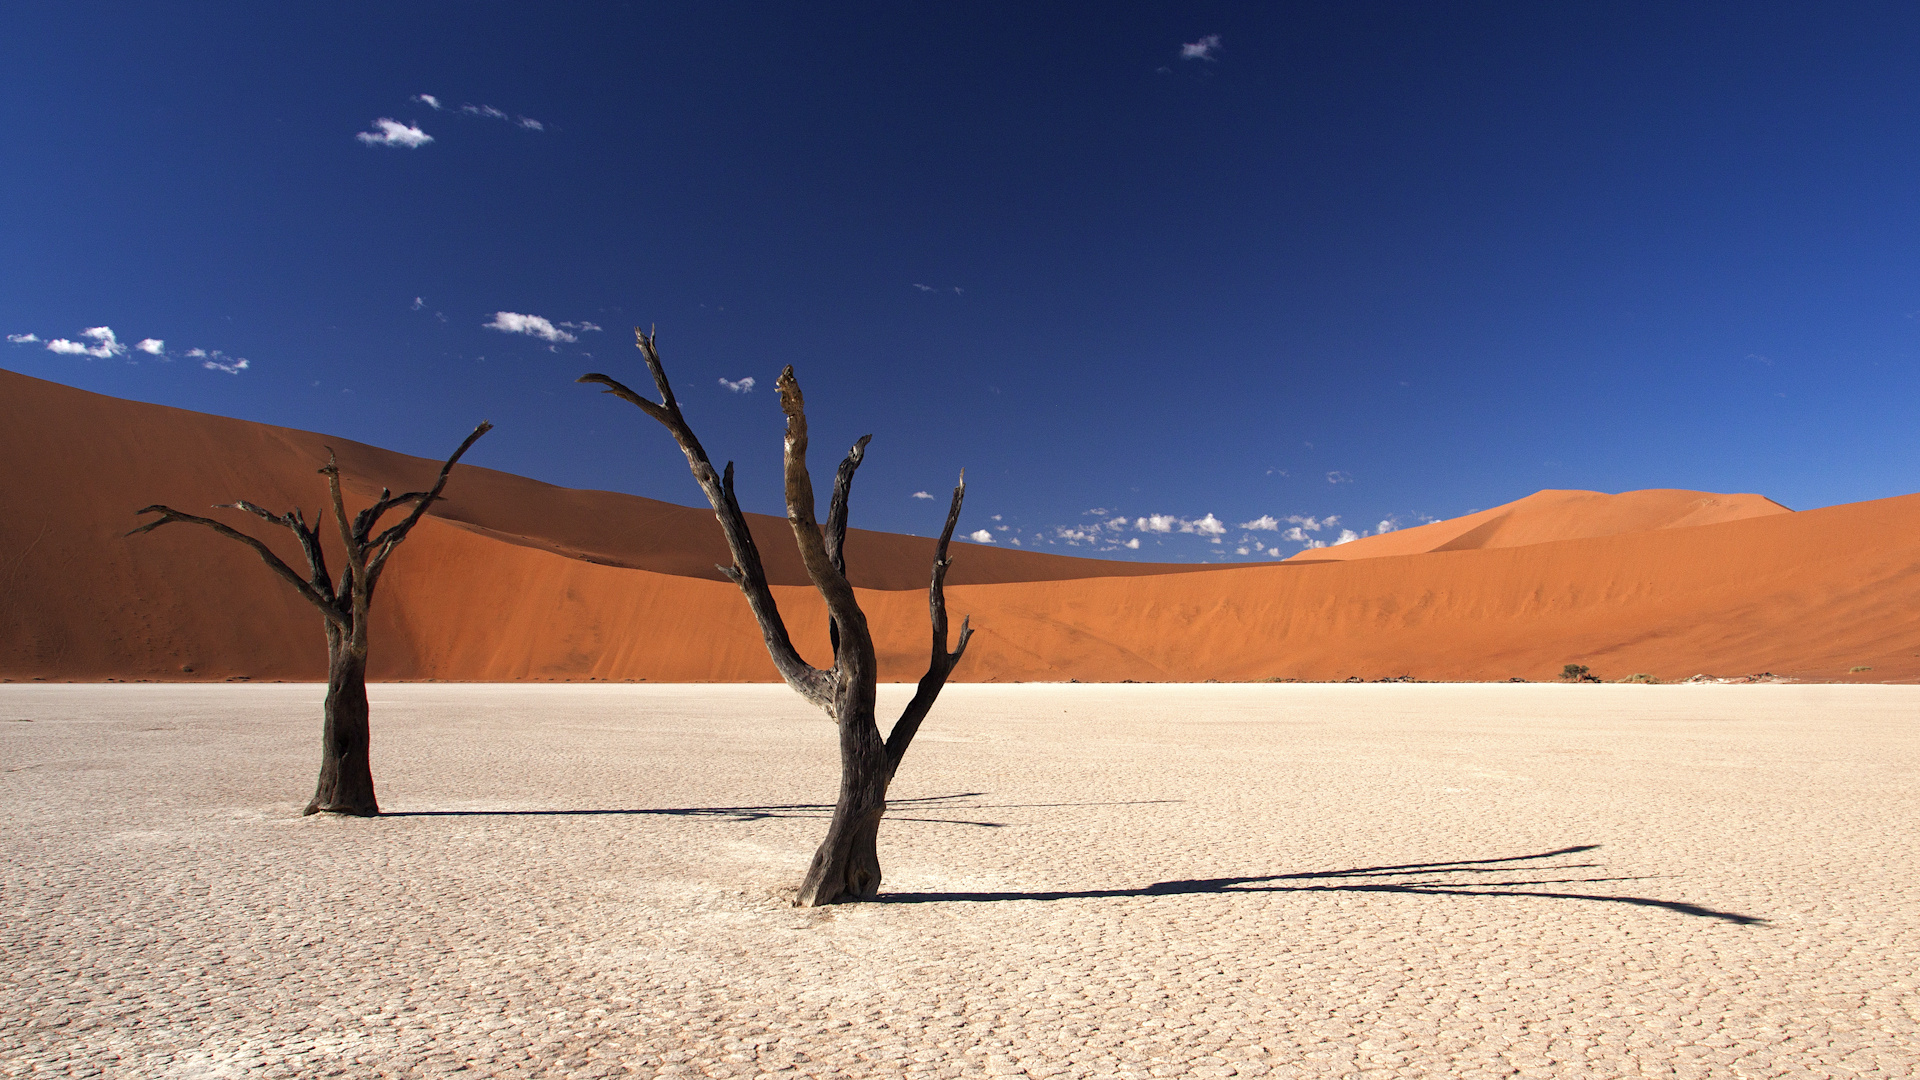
880 844 1764 925
383 791 1009 827
382 793 1182 828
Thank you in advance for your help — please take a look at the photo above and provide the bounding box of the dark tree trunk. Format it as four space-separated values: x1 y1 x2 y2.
305 632 377 816
796 682 890 905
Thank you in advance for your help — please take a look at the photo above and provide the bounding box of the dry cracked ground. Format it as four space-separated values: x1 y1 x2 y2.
2 682 1916 1078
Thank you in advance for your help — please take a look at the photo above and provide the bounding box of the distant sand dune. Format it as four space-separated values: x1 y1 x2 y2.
5 367 1917 683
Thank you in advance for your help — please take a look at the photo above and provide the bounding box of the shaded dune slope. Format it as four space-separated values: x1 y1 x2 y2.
5 368 1917 683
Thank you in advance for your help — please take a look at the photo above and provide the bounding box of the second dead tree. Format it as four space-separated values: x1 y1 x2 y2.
130 422 492 816
581 329 973 906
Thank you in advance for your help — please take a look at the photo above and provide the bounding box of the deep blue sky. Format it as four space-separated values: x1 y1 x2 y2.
7 3 1920 560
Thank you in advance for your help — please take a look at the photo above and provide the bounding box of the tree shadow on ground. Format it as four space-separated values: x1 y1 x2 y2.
384 793 1180 828
879 844 1764 925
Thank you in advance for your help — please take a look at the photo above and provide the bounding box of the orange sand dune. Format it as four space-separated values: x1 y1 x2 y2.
1288 488 1791 562
5 368 1917 684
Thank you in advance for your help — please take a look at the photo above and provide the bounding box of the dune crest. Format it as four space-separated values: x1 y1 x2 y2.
1289 488 1792 563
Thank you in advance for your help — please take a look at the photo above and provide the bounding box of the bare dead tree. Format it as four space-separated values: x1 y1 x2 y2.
130 422 492 816
581 329 973 905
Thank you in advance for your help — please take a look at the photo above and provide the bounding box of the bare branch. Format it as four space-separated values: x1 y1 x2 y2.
776 367 866 632
581 335 832 710
824 434 872 660
364 420 494 588
886 471 973 773
824 435 872 579
129 505 346 626
224 500 335 600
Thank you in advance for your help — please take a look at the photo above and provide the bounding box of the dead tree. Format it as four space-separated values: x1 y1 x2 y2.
130 423 492 816
581 330 973 905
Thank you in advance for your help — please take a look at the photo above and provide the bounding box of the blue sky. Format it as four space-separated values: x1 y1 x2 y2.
7 3 1920 560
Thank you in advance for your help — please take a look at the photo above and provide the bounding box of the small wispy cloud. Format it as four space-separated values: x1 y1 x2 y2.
412 297 425 310
199 349 249 374
1326 471 1352 484
1181 34 1222 61
1332 529 1361 546
912 284 936 292
484 311 576 343
911 491 935 500
460 103 545 130
1376 518 1399 535
7 333 39 344
134 338 165 355
1123 538 1140 550
560 320 602 332
967 529 995 543
413 94 443 110
1239 515 1280 531
186 348 206 358
719 376 755 393
357 119 433 148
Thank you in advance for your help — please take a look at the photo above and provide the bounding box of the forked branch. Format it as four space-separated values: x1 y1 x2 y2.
364 420 494 587
129 505 346 625
885 472 975 774
580 329 832 709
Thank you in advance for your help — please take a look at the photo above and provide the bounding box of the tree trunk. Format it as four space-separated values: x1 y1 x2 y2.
305 635 378 816
795 683 890 905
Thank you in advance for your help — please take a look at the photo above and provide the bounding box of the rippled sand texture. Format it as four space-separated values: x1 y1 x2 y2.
4 683 1916 1078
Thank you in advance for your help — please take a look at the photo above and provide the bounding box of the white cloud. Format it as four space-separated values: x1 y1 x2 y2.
1326 470 1353 484
357 119 433 148
967 529 994 543
1123 538 1140 550
186 348 207 358
560 320 602 332
991 514 1003 521
1106 516 1128 529
1332 529 1360 546
1240 515 1280 531
1376 518 1398 535
201 350 249 374
1301 539 1326 549
413 94 443 110
719 376 755 393
911 491 935 500
912 283 935 292
7 333 39 344
1137 514 1178 533
1056 526 1098 544
412 297 425 310
518 116 544 130
484 311 576 342
48 326 130 359
1182 34 1222 61
134 338 165 355
1189 513 1227 536
1236 546 1249 556
1009 537 1021 546
464 104 508 120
